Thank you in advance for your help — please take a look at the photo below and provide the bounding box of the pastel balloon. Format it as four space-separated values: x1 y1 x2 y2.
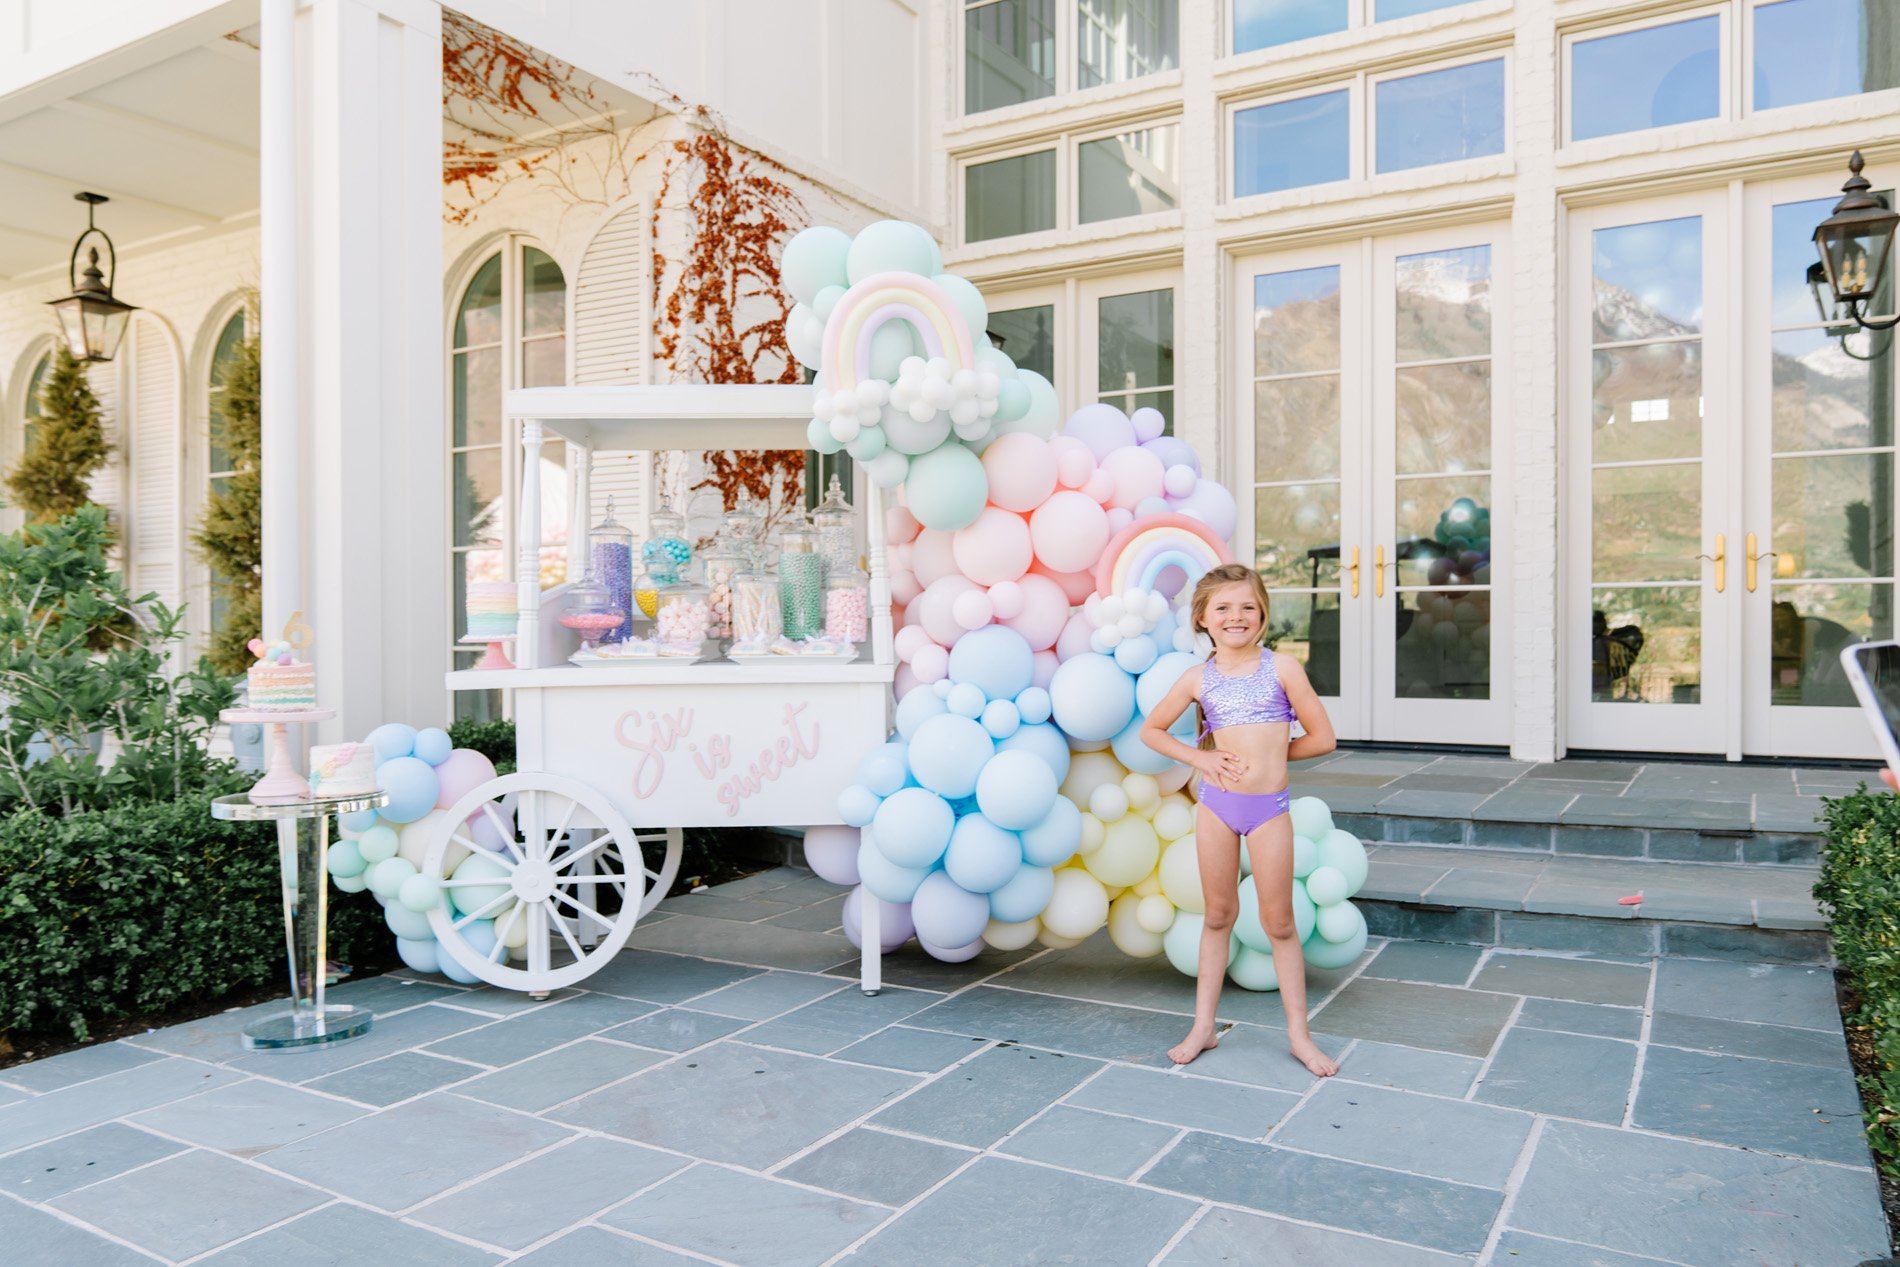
1290 796 1335 841
413 727 453 766
907 442 989 532
1055 611 1097 662
1163 911 1235 977
837 784 880 828
1033 559 1099 605
952 589 994 631
884 402 951 455
1130 406 1168 443
1315 896 1360 943
1087 814 1161 888
357 823 399 865
1158 836 1205 912
1028 492 1111 574
997 721 1071 787
1000 573 1070 652
983 917 1043 950
781 225 851 304
1019 794 1083 867
1137 651 1201 715
398 873 444 913
1100 446 1166 510
367 723 417 763
988 863 1055 923
912 641 950 684
982 433 1059 512
432 749 497 812
395 936 440 975
944 814 1024 893
1292 833 1319 878
1171 478 1239 542
1153 797 1195 842
1136 893 1176 934
1303 908 1368 968
846 220 942 285
921 936 985 963
896 684 949 739
917 575 981 645
1143 434 1199 475
1317 828 1369 893
987 580 1025 620
907 713 995 799
376 756 439 824
858 831 933 902
1063 401 1137 460
1040 868 1110 940
842 886 915 952
911 529 960 586
910 870 991 949
932 272 989 342
327 839 367 879
1049 653 1137 742
953 508 1033 585
948 624 1037 700
1110 716 1174 776
1304 865 1348 908
1107 892 1166 958
804 824 864 886
449 854 512 918
872 786 957 869
1228 944 1281 992
947 682 986 718
1005 369 1060 440
366 856 417 901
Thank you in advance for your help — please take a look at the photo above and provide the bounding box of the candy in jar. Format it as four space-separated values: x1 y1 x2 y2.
643 505 691 585
700 543 745 638
825 566 869 644
559 575 624 652
587 498 634 643
812 473 857 576
777 526 825 640
654 583 712 649
732 571 782 644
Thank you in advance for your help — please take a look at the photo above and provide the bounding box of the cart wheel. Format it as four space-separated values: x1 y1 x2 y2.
422 772 656 992
638 826 684 919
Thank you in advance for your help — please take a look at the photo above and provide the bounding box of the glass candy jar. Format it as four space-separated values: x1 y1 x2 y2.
558 576 624 652
731 569 782 644
643 505 691 585
825 565 869 645
722 495 766 568
777 527 826 640
630 556 659 621
813 473 857 576
701 542 746 638
588 498 634 643
653 582 713 650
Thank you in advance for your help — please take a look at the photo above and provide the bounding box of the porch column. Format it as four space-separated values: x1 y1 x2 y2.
267 0 446 740
1175 0 1223 524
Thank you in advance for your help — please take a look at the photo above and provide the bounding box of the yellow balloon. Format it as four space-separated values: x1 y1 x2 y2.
1132 874 1164 899
1136 893 1176 934
1158 836 1205 912
1087 814 1161 888
1107 893 1166 957
1041 868 1110 940
1059 749 1130 808
1153 796 1196 843
496 903 531 948
1121 772 1160 816
1038 929 1086 949
983 917 1042 951
1077 813 1106 855
397 806 471 875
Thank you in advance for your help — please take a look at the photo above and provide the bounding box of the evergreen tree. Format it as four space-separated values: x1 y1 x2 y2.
4 345 108 523
191 336 263 675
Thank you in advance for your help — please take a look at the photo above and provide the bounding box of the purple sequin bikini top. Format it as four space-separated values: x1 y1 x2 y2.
1198 651 1293 733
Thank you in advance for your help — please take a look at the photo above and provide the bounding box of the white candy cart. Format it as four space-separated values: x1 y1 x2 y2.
437 384 894 996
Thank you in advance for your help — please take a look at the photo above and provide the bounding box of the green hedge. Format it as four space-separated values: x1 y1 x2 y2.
448 718 516 774
1816 786 1900 1180
0 769 387 1044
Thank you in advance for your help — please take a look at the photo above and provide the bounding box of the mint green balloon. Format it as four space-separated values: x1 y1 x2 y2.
366 856 416 900
782 225 851 305
1315 898 1360 943
450 854 512 918
1302 907 1367 969
845 220 941 285
1292 881 1317 943
358 824 398 865
1162 911 1235 978
1305 864 1348 908
905 442 988 532
399 873 444 913
332 869 369 894
1227 944 1281 992
1317 828 1368 894
1235 885 1271 953
326 839 366 879
1292 833 1319 878
1289 796 1333 842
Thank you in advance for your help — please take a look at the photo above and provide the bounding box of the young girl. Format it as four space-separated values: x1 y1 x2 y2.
1140 563 1339 1074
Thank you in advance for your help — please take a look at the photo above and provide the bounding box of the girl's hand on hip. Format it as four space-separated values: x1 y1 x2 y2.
1194 750 1246 789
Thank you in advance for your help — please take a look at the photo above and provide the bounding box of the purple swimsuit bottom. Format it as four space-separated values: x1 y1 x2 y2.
1197 651 1295 837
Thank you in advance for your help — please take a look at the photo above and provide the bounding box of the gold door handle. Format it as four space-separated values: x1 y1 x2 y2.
1695 534 1725 593
1745 533 1776 592
1348 546 1360 598
1374 545 1387 598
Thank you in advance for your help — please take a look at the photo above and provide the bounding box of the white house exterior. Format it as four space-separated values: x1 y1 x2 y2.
1 0 1896 764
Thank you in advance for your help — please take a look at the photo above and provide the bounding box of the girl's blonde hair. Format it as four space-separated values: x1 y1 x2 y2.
1189 563 1271 645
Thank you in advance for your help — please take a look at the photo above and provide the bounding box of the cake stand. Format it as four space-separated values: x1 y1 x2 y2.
459 631 516 671
220 706 335 802
211 789 387 1049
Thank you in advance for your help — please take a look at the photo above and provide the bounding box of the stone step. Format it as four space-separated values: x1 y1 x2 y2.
1332 807 1821 867
1354 843 1829 966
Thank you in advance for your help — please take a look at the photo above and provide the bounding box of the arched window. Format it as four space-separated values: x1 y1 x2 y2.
21 350 49 452
450 241 569 719
204 311 249 637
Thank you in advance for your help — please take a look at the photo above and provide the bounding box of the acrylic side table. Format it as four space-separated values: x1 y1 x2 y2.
211 790 387 1050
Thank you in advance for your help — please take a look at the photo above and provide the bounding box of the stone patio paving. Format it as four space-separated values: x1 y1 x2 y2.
0 866 1884 1266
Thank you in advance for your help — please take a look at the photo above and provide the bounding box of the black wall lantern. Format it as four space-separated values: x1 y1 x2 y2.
47 192 138 363
1813 151 1900 333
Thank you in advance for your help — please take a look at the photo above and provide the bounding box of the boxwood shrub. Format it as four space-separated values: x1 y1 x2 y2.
1816 786 1900 1181
0 768 388 1043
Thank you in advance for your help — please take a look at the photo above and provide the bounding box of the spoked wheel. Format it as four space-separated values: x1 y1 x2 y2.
422 773 672 993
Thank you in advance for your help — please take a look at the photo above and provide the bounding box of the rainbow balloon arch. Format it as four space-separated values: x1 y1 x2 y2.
786 220 1371 990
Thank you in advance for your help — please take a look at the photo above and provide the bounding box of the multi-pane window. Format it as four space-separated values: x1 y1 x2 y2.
205 312 247 635
1251 265 1344 692
965 0 1175 113
1569 15 1720 142
450 243 568 721
1232 0 1478 55
1078 125 1180 223
988 304 1057 381
1097 289 1174 430
966 151 1059 243
1754 0 1900 110
1234 90 1351 197
1374 60 1505 174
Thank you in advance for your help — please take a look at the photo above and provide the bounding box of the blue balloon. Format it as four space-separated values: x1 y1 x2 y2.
947 625 1036 702
857 743 910 798
1111 716 1176 775
896 687 948 740
943 814 1023 894
438 919 495 984
1137 652 1201 716
988 863 1054 923
837 783 880 828
413 727 453 766
1049 653 1137 742
858 833 931 903
376 756 439 824
1113 635 1159 675
1020 796 1083 867
871 786 956 870
980 699 1020 739
975 749 1059 830
1016 686 1052 725
395 936 440 974
906 713 995 799
339 808 378 833
909 869 990 949
846 219 942 286
997 722 1070 785
384 901 434 941
367 723 417 763
782 225 851 305
946 682 986 719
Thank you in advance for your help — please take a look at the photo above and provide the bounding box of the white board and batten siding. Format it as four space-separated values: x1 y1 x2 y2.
573 203 649 534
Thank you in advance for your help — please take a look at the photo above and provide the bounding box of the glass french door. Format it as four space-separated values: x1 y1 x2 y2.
1237 225 1512 744
1569 183 1896 759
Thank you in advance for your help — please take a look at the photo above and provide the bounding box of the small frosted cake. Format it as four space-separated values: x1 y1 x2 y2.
465 581 517 640
247 637 316 710
308 742 376 797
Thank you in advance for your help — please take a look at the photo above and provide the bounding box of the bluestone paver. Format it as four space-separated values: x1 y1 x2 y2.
130 1078 365 1157
599 1162 886 1266
1272 1080 1534 1188
511 1225 700 1265
1175 1022 1345 1093
0 1057 239 1153
458 1038 668 1112
1646 1010 1847 1067
834 1025 987 1073
686 969 845 1020
0 1042 162 1094
1069 1064 1298 1137
872 1043 1100 1147
423 993 656 1066
1651 959 1840 1031
626 912 854 973
50 1148 325 1261
1470 954 1650 1007
0 1191 156 1266
1631 1045 1870 1164
1363 940 1483 985
197 1201 499 1265
907 984 1191 1064
1339 1040 1483 1097
412 1134 684 1250
597 1007 750 1052
304 1050 477 1106
0 1123 184 1200
1475 1028 1635 1123
997 1104 1178 1178
581 948 762 1004
778 1126 972 1205
1515 997 1643 1041
1310 978 1518 1057
1162 1204 1466 1265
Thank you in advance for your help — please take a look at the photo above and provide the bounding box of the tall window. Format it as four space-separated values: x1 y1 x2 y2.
965 0 1175 113
1077 0 1178 89
450 242 568 720
1233 0 1478 55
205 312 247 635
966 0 1057 113
1097 288 1174 428
989 304 1057 382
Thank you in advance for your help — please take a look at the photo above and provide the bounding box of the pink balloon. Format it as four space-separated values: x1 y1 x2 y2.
1082 468 1116 505
890 567 921 605
988 579 1025 619
911 529 960 587
913 642 950 683
1102 446 1165 510
1055 611 1098 661
1032 649 1060 688
1030 491 1111 573
843 886 914 952
918 575 979 646
952 588 995 630
952 507 1033 585
1170 479 1239 543
1000 572 1071 651
1033 560 1099 604
894 624 933 662
982 433 1059 512
1105 507 1134 535
1050 436 1095 489
885 504 920 545
894 663 923 699
803 825 862 886
434 748 497 811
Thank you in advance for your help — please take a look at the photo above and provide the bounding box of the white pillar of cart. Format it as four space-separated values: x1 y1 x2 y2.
261 0 447 741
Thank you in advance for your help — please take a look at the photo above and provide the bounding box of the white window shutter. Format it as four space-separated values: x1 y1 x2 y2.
128 319 182 610
86 360 124 561
574 203 648 528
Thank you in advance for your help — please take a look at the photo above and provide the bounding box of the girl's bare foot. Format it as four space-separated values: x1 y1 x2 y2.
1290 1036 1337 1077
1168 1025 1220 1065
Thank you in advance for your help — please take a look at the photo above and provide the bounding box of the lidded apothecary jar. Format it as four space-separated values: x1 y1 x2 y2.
777 526 825 640
812 474 856 576
587 498 634 643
